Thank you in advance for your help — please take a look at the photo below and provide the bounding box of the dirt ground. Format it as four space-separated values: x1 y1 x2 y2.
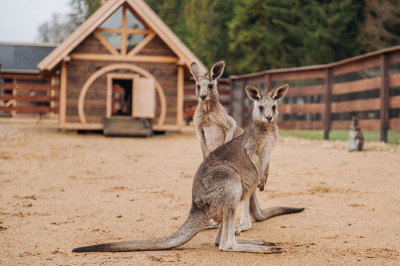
1 123 399 265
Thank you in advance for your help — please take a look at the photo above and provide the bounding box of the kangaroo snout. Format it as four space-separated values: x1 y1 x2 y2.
266 116 272 121
200 95 207 100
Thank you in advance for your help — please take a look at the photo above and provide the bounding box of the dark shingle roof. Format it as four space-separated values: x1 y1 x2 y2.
0 43 57 73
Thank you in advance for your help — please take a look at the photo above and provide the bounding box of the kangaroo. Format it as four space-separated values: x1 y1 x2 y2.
348 116 364 151
72 84 300 254
190 61 303 234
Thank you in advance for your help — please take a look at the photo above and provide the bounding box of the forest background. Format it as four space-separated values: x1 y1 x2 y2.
37 0 400 76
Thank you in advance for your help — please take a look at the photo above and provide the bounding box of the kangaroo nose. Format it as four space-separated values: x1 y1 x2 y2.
266 116 272 121
200 95 206 100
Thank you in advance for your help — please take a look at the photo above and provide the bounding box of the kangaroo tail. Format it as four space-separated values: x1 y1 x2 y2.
72 206 207 252
249 193 304 222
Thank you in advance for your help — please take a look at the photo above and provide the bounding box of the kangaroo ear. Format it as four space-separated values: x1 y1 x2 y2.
210 61 225 80
269 84 289 100
190 62 202 81
245 85 263 101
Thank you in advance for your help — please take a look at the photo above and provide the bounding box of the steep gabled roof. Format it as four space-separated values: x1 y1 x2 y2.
38 0 206 72
0 42 57 73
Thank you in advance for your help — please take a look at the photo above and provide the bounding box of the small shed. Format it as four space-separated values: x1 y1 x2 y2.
38 0 206 133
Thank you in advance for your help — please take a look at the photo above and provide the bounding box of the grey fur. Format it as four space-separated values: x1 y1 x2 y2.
72 84 302 254
191 62 303 234
348 116 364 151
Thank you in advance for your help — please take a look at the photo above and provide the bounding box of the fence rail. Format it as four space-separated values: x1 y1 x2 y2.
0 73 59 117
229 45 400 142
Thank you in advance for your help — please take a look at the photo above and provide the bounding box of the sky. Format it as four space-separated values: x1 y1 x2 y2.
0 0 71 43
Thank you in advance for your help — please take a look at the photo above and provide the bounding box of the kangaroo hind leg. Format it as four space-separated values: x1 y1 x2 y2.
219 208 282 253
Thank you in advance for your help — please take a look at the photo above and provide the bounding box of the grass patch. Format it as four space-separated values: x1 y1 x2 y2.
279 130 400 145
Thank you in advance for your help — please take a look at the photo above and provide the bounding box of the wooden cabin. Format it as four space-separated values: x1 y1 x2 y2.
0 43 59 117
38 0 206 133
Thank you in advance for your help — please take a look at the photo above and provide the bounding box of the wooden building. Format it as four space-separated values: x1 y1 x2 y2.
38 0 205 132
0 43 59 117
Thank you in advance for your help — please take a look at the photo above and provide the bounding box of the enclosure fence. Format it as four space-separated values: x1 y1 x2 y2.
229 46 400 142
0 73 59 117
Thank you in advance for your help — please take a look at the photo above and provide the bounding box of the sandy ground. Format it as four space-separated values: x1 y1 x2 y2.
1 123 399 265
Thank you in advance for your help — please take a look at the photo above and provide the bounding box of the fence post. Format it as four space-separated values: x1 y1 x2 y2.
229 78 235 115
265 73 271 93
323 68 332 140
380 53 389 142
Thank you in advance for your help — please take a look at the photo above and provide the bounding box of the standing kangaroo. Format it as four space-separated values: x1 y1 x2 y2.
73 84 299 254
348 116 364 151
190 61 303 234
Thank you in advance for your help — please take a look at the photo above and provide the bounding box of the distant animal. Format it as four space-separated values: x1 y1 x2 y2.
72 84 301 254
348 116 364 151
190 61 303 234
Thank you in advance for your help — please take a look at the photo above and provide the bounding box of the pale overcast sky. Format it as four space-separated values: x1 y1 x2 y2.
0 0 71 43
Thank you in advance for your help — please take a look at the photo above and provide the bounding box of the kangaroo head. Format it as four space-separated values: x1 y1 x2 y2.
190 61 225 102
245 84 289 123
351 116 360 130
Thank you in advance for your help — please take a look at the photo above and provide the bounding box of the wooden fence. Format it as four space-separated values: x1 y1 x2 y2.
0 73 59 117
229 46 400 142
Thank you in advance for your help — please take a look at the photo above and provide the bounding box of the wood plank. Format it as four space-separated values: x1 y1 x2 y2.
284 85 325 97
389 51 400 64
133 77 156 118
331 98 381 113
331 120 380 130
1 83 58 91
279 103 324 114
0 95 59 103
332 56 380 76
69 53 179 63
121 5 127 56
389 73 400 87
61 122 103 130
271 68 326 81
127 31 156 57
60 60 67 127
389 95 400 108
389 118 400 130
93 31 119 56
278 121 323 130
323 68 332 139
381 53 390 142
331 77 381 95
0 106 58 113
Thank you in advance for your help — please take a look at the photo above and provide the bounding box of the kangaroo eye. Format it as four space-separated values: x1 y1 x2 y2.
208 84 213 89
259 106 264 112
272 105 277 112
196 85 200 90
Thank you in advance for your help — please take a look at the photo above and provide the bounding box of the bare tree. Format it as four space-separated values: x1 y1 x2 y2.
36 13 78 43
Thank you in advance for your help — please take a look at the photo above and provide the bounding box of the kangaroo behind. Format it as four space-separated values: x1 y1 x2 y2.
348 116 364 151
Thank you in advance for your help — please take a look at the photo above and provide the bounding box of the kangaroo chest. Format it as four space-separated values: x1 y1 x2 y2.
203 123 225 154
258 134 276 173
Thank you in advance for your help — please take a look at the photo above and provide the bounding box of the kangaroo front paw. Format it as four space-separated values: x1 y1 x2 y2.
235 221 252 235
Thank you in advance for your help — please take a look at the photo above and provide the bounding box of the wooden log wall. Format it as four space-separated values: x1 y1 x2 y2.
229 46 400 142
65 33 179 126
0 73 59 116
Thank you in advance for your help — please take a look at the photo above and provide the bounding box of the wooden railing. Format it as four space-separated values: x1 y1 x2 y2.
229 46 400 142
0 73 59 117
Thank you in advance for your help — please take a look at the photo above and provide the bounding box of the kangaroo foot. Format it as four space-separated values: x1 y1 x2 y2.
219 243 282 254
235 221 252 235
236 238 275 246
